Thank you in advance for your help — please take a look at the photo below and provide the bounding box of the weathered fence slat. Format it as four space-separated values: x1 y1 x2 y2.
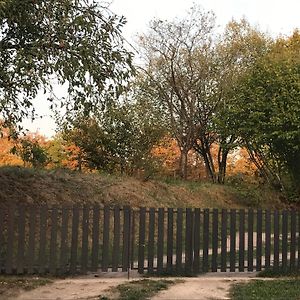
122 206 130 272
157 208 164 274
49 206 58 275
256 209 262 271
38 205 47 274
0 209 4 270
130 210 136 269
212 209 218 272
273 210 280 269
298 212 300 269
230 209 236 272
176 208 183 273
265 210 271 269
91 205 100 272
17 205 26 274
70 205 79 274
290 210 296 269
221 209 227 272
202 209 209 272
247 209 254 272
60 206 69 274
147 208 155 273
281 210 288 269
81 205 89 274
102 206 110 272
167 208 174 273
138 207 146 274
185 208 193 273
193 208 200 273
27 206 36 274
112 206 120 272
239 209 245 272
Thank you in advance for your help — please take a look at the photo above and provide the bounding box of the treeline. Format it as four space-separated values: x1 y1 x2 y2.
0 2 299 201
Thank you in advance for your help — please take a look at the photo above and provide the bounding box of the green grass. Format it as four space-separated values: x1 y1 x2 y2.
258 267 300 278
106 279 178 300
230 279 300 300
0 276 52 295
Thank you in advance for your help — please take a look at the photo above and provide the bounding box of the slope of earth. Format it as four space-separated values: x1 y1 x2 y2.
0 166 286 209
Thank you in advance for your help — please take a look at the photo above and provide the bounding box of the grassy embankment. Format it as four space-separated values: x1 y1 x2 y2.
0 166 287 209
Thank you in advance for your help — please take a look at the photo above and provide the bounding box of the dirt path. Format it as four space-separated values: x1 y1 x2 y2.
14 273 139 300
11 272 261 300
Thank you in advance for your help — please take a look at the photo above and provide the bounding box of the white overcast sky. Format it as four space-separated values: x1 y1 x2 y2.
23 0 300 138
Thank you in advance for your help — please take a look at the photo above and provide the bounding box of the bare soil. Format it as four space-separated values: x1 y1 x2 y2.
8 272 262 300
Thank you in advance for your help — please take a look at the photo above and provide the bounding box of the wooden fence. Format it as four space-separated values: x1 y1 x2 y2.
0 205 299 275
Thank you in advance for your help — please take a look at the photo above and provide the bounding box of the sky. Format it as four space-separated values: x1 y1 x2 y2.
22 0 300 138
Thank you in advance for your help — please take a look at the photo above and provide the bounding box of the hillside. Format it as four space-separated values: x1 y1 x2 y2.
0 166 287 209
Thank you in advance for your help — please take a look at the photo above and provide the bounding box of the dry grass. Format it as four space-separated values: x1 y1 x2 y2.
0 166 286 209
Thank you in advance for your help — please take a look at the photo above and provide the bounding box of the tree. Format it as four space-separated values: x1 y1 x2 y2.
211 19 270 183
138 5 216 179
228 30 300 198
0 0 133 131
61 97 166 176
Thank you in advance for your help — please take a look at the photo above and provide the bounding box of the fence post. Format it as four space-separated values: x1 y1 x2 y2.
230 209 236 272
148 208 155 274
70 205 79 275
202 209 209 273
81 205 89 274
176 208 183 273
247 209 254 271
256 209 262 271
265 210 271 269
193 208 200 273
38 205 48 275
112 206 120 272
49 206 58 275
167 208 174 274
212 209 218 272
102 206 110 272
157 208 164 274
239 209 245 272
138 207 146 274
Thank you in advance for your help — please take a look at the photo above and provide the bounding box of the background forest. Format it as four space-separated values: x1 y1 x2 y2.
0 1 299 206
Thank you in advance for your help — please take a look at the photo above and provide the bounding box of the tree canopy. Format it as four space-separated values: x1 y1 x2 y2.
0 0 133 130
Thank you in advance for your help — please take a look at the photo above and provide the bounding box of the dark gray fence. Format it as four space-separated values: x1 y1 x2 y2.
0 205 299 275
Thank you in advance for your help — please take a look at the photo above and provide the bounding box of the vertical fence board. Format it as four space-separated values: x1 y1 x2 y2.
138 208 146 274
265 210 271 269
247 209 254 271
273 210 280 269
112 206 120 272
290 210 296 269
203 209 209 272
298 212 300 269
122 206 130 272
60 206 69 274
157 208 164 274
282 210 288 269
230 209 236 272
130 210 136 270
17 206 26 274
147 208 155 273
70 205 79 275
16 206 26 274
0 209 3 271
239 209 245 272
81 205 89 274
91 205 100 272
221 209 227 272
185 208 193 273
38 205 47 274
193 208 200 273
256 209 262 271
49 206 58 275
167 208 174 273
176 208 183 273
5 205 15 274
102 206 110 272
27 206 36 274
212 209 218 272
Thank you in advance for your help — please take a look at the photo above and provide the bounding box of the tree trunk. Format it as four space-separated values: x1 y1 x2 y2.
179 148 188 179
217 147 229 184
